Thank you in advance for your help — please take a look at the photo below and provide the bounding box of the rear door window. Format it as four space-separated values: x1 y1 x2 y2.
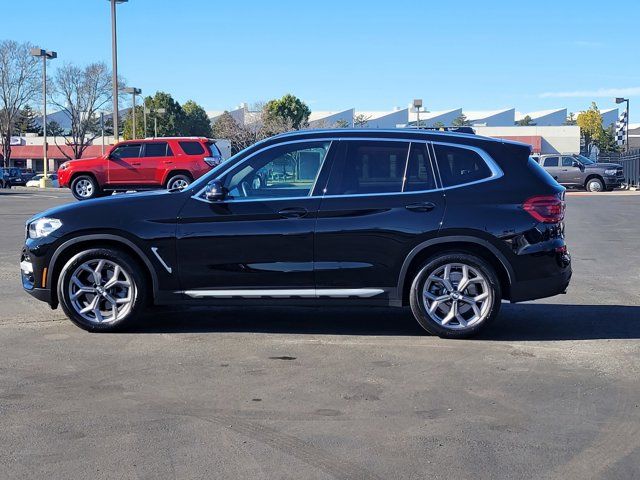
404 143 436 192
324 140 409 196
143 142 170 157
179 141 205 155
433 144 492 187
542 156 559 167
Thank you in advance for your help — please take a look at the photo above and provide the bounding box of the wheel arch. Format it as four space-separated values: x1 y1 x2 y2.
584 174 604 188
163 170 193 187
47 234 159 308
397 236 514 306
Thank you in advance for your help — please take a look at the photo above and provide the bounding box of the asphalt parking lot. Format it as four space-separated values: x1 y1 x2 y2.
1 188 639 479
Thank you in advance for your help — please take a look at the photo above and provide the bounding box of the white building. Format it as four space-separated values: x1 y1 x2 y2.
408 108 462 127
308 109 354 128
515 108 567 126
463 108 515 126
475 126 581 154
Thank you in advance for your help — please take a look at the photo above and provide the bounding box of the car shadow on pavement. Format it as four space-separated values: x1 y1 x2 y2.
125 303 640 340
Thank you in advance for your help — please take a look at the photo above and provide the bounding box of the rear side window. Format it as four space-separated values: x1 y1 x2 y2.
144 142 172 157
179 141 205 155
404 143 436 192
325 140 409 196
110 144 141 159
543 157 559 167
208 142 221 156
433 144 492 187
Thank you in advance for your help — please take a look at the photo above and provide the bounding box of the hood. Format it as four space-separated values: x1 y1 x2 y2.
27 189 186 231
60 157 101 168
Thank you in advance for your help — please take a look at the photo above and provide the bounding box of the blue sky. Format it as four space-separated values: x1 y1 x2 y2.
5 0 640 121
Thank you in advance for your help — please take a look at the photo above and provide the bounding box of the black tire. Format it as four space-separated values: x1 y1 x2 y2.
585 177 604 193
409 252 501 339
166 174 191 190
57 248 147 332
71 175 101 200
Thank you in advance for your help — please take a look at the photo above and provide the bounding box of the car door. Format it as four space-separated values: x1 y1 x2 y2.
107 143 144 185
541 156 562 183
141 141 172 184
314 139 446 303
176 140 334 296
561 156 583 185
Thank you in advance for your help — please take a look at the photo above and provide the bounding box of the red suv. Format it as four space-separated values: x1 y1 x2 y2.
58 137 223 200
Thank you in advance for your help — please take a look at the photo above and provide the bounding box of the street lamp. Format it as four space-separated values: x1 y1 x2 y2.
615 97 630 152
154 108 166 137
413 99 423 128
108 0 128 143
123 87 141 139
30 48 57 188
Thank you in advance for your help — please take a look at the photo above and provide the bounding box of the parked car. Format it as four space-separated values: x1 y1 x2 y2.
1 167 22 187
22 129 571 338
57 137 224 201
26 174 59 188
536 154 624 192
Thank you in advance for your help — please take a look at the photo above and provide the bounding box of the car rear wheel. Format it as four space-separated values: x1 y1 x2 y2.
57 248 147 332
409 253 501 339
586 178 604 192
166 174 191 190
71 175 101 200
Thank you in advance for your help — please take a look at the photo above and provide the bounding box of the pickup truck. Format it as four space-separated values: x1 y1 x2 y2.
535 154 624 192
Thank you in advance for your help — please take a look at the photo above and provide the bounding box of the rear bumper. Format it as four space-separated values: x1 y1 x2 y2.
509 260 572 302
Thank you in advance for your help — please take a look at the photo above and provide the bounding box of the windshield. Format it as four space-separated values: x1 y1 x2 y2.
575 154 595 165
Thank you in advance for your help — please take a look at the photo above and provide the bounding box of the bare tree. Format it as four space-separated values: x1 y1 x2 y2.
50 62 116 160
0 40 41 167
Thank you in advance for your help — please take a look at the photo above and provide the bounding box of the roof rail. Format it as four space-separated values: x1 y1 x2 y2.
408 126 476 134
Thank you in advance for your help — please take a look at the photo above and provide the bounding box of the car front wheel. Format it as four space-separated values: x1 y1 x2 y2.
71 175 101 200
409 253 501 339
57 248 147 332
586 178 604 192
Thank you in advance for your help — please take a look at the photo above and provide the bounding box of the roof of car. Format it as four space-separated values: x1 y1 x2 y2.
117 137 212 143
266 128 531 150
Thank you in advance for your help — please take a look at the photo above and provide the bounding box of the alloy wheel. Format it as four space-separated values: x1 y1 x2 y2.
68 259 134 325
169 178 189 189
422 263 493 329
75 179 94 198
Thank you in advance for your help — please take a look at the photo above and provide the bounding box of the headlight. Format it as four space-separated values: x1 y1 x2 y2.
59 162 69 170
604 169 617 176
28 217 62 238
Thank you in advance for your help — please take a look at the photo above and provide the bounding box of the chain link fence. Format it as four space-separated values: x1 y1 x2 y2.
597 149 640 188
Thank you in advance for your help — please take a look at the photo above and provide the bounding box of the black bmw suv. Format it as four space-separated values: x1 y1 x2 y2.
21 129 571 338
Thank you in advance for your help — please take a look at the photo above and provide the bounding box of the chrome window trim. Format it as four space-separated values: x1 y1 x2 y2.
191 137 502 203
181 288 385 299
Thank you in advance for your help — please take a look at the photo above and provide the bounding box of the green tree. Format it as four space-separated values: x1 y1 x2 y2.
353 113 371 128
452 114 471 126
564 112 577 126
183 100 213 137
515 115 535 126
122 105 145 140
141 91 186 137
14 105 41 134
432 121 445 128
263 94 310 131
334 119 350 128
46 120 64 136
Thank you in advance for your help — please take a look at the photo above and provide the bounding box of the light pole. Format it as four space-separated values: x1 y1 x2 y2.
123 87 141 139
99 112 106 154
142 97 147 138
615 97 630 152
154 108 166 137
30 48 57 188
108 0 128 144
413 99 423 128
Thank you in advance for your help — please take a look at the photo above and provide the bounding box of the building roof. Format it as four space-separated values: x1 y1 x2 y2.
5 145 104 160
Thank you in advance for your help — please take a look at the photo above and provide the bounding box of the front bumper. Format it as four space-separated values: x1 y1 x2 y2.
604 175 625 188
21 237 60 308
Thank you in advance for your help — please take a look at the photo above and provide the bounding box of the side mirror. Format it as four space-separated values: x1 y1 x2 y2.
204 180 227 201
203 155 224 168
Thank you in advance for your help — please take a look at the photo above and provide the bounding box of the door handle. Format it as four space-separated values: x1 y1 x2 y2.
277 207 308 218
163 161 173 164
131 162 141 166
405 202 436 212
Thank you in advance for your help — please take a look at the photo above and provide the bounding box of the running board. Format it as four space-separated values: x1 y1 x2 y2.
181 288 385 299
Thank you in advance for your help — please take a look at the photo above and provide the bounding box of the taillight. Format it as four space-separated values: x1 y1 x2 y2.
523 195 565 223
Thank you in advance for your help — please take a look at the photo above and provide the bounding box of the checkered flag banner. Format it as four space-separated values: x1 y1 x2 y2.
616 110 628 147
